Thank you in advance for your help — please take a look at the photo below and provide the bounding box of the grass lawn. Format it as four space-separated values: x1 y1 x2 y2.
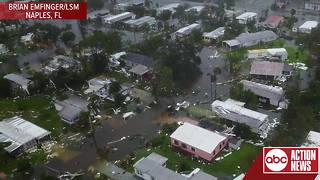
0 96 63 138
121 135 261 178
106 71 130 83
286 46 309 64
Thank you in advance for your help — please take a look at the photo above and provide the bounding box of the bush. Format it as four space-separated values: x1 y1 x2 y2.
161 123 179 135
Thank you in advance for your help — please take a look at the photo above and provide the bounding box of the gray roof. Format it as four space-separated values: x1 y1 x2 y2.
241 80 284 102
125 52 155 67
0 116 50 153
129 65 150 75
236 30 278 44
203 27 225 39
3 73 32 88
134 153 217 180
55 96 89 124
250 61 284 77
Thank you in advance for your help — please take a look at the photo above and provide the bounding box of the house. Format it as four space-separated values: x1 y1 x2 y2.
249 61 291 80
134 152 218 180
241 80 285 106
124 16 157 30
0 44 9 55
129 64 152 81
54 96 89 124
114 0 144 11
298 21 318 33
20 33 35 46
0 116 51 156
157 3 180 15
236 12 257 25
104 12 135 24
170 123 228 161
305 0 320 11
247 48 288 61
302 130 320 147
264 15 284 29
44 55 82 74
3 73 33 95
203 27 225 42
223 31 278 50
212 99 269 135
185 6 205 14
123 52 155 68
84 77 112 94
175 23 201 38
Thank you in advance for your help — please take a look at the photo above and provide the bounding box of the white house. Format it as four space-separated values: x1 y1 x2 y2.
104 12 135 24
175 23 201 38
247 48 288 61
241 80 285 106
170 123 228 161
0 116 51 156
298 21 318 33
203 27 225 41
124 16 156 29
212 99 269 136
236 12 257 25
185 6 205 13
3 73 33 95
157 3 180 15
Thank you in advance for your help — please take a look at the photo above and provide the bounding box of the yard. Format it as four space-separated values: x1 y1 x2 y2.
118 135 261 178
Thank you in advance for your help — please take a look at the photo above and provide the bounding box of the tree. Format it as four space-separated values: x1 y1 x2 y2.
161 41 201 87
158 10 172 22
60 31 76 45
109 81 121 96
230 83 258 110
114 93 126 108
0 78 11 98
90 52 108 74
234 123 254 139
78 111 90 128
80 31 121 54
152 65 174 98
30 72 50 94
127 5 146 18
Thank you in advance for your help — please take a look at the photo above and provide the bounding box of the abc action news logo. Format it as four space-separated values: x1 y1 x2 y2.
263 147 319 174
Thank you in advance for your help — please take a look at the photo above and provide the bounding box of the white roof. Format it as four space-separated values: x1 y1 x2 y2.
104 12 134 23
185 6 205 12
212 100 268 123
0 116 50 152
303 131 320 147
3 73 32 88
241 80 284 99
236 12 257 20
176 23 200 35
21 33 34 42
299 21 318 30
170 123 227 154
157 3 180 12
111 51 126 60
203 27 225 39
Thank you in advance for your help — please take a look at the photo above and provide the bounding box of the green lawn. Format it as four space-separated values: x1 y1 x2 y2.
286 46 309 64
106 71 130 83
121 135 261 178
0 96 63 138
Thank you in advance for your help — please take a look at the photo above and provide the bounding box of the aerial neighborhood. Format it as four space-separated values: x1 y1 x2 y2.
0 0 320 179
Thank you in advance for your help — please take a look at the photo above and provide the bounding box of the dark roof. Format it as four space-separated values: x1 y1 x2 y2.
125 52 155 67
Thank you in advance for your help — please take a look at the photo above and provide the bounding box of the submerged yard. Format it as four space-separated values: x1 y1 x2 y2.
118 135 261 178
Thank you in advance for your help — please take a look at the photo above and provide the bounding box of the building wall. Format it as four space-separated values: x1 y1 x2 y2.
170 137 228 161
